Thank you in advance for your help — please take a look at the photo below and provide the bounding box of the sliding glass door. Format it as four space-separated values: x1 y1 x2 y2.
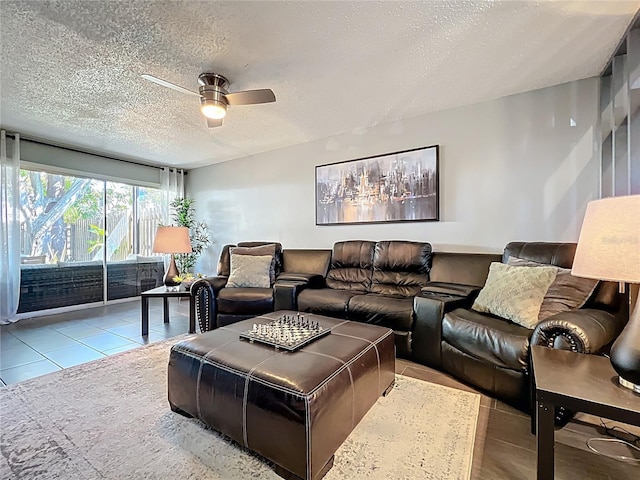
18 169 164 313
105 182 164 300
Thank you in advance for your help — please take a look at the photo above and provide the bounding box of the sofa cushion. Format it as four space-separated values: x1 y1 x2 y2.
429 252 502 287
230 244 277 285
347 294 415 331
217 287 273 314
441 342 528 405
325 241 376 292
507 256 599 320
217 244 235 277
503 241 621 313
370 241 431 296
238 241 284 276
503 242 576 268
226 254 272 288
218 242 283 277
297 288 361 317
472 262 557 328
282 249 332 277
443 308 532 372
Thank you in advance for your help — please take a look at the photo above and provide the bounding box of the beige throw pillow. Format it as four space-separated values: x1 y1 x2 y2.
229 244 277 285
507 256 599 320
226 254 272 288
472 262 557 329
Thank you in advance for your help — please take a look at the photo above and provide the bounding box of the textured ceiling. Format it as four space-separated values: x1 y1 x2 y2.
1 1 638 169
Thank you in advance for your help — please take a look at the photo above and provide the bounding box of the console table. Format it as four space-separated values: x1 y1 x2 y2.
531 345 640 480
140 286 196 336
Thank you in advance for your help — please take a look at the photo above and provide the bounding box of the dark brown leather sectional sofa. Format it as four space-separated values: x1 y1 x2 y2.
191 240 626 410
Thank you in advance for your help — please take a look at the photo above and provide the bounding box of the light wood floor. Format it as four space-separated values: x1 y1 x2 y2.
2 301 639 478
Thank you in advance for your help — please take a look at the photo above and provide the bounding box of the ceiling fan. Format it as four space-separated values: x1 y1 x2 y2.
141 72 276 128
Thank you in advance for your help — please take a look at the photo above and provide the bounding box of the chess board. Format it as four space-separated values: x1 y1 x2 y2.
239 313 330 351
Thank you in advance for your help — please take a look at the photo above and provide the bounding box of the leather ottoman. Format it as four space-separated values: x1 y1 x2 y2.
168 310 395 480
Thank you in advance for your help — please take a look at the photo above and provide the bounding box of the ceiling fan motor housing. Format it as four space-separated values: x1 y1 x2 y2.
198 72 229 89
200 88 228 107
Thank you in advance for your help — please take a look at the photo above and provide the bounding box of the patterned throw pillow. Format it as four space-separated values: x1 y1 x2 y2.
229 244 277 285
472 262 557 329
226 254 272 288
507 256 599 320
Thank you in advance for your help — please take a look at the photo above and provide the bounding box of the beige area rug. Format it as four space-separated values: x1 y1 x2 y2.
0 335 480 480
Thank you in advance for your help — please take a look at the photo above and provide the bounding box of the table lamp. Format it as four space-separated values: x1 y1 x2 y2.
152 226 193 289
571 194 640 393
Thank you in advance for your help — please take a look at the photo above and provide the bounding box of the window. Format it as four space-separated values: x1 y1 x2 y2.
18 168 165 312
20 170 104 263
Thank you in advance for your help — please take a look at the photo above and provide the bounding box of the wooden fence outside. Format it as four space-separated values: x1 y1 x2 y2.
21 213 164 263
70 215 163 261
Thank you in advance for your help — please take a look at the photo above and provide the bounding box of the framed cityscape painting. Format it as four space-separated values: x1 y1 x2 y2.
316 145 439 225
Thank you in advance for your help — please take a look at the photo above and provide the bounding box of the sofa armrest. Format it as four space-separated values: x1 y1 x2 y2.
191 276 228 295
273 279 315 311
413 291 476 368
529 308 625 428
421 282 482 299
531 309 625 354
276 272 325 288
190 276 228 332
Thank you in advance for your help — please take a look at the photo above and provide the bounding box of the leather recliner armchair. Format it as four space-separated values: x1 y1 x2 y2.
414 242 625 411
191 241 284 330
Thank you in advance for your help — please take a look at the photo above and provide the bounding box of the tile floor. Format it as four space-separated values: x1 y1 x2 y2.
0 299 640 480
0 298 190 385
1 301 639 478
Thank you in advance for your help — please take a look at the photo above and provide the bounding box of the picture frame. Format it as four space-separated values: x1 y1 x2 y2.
315 145 439 225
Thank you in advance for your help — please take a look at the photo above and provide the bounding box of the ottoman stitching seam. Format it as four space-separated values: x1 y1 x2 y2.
307 330 392 395
195 339 239 418
243 352 280 448
196 361 204 419
332 330 393 392
328 319 352 329
305 351 356 429
305 396 311 479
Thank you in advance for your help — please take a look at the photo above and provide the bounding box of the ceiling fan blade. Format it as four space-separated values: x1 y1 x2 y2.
207 118 223 128
141 74 201 97
225 89 276 106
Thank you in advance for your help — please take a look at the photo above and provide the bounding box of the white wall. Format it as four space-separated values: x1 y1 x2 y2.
187 78 599 274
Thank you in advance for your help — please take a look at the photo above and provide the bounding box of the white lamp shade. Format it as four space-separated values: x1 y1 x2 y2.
571 195 640 284
152 226 193 254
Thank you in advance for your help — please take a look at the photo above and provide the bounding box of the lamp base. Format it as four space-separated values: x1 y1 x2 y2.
618 376 640 394
163 254 181 289
610 295 640 391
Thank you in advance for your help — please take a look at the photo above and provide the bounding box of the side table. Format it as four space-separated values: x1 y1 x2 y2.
531 345 640 480
140 286 196 336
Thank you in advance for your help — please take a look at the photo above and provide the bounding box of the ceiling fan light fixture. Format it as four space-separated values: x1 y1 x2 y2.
201 98 227 119
141 72 274 129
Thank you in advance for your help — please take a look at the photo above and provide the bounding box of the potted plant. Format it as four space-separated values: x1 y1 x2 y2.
169 197 211 274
